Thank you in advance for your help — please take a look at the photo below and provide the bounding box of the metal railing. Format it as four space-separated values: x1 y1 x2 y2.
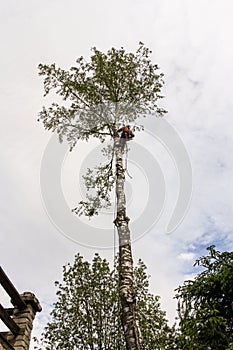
0 267 26 348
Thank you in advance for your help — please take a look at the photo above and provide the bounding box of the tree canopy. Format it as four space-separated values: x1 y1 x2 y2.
175 245 233 350
34 254 173 350
38 42 165 146
38 43 166 217
34 246 233 349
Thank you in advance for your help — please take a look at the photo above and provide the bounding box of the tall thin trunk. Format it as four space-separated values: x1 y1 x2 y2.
113 136 143 350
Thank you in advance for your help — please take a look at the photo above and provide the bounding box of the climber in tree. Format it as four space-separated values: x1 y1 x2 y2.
118 125 135 151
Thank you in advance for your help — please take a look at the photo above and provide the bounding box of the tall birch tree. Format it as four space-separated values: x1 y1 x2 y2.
38 43 166 349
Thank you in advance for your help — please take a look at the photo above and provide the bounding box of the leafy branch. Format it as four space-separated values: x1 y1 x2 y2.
72 153 115 217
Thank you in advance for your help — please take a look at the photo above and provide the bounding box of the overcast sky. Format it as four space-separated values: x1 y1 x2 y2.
1 0 233 347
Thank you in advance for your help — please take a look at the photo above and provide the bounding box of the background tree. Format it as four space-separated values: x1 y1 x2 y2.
34 254 174 350
175 245 233 350
38 43 166 349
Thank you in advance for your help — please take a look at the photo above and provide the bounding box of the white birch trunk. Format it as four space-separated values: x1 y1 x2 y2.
113 135 143 350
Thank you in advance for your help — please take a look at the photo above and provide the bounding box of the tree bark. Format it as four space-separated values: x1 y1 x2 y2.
113 137 143 350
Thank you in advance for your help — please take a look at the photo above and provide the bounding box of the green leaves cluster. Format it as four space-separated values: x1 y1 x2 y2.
38 43 166 217
38 43 165 144
72 158 115 217
34 254 173 350
134 259 175 349
38 42 166 148
175 245 233 349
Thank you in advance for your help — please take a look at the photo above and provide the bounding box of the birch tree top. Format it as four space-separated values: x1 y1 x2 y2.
38 42 166 143
38 42 166 217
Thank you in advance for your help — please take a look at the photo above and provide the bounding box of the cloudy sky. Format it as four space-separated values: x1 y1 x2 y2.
1 0 233 347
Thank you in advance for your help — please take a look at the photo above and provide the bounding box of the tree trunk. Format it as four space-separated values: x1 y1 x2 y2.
113 137 143 350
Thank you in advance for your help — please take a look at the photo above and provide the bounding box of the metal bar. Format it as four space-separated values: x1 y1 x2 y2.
0 267 26 309
5 308 14 316
0 303 20 335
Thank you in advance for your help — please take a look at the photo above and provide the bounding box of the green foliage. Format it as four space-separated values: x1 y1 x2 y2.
38 43 165 142
134 259 176 349
34 254 173 350
175 246 233 349
72 149 115 217
38 43 166 217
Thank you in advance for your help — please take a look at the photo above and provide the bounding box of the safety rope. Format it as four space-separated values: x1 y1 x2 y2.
113 190 117 270
113 187 117 350
125 142 133 179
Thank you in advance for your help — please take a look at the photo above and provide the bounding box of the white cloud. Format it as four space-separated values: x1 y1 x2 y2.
178 252 196 261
